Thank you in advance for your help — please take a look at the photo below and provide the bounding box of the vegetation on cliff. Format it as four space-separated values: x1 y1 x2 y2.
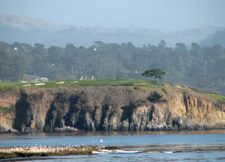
0 80 224 133
0 79 224 102
0 41 225 95
0 79 162 91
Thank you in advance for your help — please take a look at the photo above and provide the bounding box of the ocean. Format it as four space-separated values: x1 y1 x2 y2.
1 130 225 162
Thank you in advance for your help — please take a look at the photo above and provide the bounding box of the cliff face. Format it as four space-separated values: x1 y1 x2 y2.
0 86 225 133
0 89 20 132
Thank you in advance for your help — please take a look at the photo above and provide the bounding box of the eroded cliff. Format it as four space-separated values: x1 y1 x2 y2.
0 86 225 133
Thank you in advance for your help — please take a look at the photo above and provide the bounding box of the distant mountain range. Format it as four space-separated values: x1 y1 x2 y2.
0 15 224 47
200 29 225 47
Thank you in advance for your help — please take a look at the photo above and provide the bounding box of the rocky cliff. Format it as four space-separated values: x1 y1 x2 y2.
0 86 225 133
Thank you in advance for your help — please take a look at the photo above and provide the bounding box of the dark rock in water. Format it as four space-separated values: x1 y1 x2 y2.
172 117 183 130
54 126 78 132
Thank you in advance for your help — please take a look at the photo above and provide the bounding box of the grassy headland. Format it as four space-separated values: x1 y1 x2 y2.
0 79 163 90
0 79 225 103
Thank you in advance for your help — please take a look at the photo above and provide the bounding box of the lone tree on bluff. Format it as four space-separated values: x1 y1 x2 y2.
142 68 166 82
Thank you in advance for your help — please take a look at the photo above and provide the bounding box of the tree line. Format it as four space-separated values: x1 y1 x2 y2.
0 40 225 94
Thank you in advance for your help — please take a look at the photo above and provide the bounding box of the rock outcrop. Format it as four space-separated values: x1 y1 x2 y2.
0 86 225 133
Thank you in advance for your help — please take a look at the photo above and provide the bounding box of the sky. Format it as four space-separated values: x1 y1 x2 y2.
0 0 225 31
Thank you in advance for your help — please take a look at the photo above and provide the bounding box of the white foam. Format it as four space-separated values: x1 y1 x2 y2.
164 151 173 154
92 151 107 154
92 149 111 154
114 150 139 154
92 149 139 154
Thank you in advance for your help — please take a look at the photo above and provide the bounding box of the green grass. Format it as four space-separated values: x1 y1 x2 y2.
1 80 225 101
1 79 225 103
181 86 225 103
0 79 164 90
76 79 166 91
76 79 159 86
0 82 20 91
203 92 225 102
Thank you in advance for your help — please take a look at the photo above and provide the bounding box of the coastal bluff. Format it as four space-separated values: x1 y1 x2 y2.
0 85 225 133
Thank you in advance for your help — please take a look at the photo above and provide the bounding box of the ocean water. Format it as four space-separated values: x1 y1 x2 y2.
1 130 225 162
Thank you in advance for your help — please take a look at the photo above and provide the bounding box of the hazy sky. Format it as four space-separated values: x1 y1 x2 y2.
1 0 225 31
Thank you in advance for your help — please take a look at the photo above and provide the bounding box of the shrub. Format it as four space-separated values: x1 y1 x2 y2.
148 91 162 102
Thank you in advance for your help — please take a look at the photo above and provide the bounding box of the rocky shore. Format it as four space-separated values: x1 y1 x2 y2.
0 85 225 133
0 145 100 159
1 144 225 160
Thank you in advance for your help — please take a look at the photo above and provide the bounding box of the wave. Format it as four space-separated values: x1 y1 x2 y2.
92 149 140 154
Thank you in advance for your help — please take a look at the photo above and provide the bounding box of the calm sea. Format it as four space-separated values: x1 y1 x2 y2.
1 130 225 162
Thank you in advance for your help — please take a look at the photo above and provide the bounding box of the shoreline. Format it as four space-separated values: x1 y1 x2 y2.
1 129 225 136
1 144 225 160
0 145 101 159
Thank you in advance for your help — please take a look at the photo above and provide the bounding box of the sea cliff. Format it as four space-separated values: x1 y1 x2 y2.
0 85 225 133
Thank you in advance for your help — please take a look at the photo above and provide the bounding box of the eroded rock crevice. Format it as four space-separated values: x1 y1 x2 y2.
6 87 225 133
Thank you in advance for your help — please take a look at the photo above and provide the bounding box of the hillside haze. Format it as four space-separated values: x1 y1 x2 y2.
0 15 223 47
